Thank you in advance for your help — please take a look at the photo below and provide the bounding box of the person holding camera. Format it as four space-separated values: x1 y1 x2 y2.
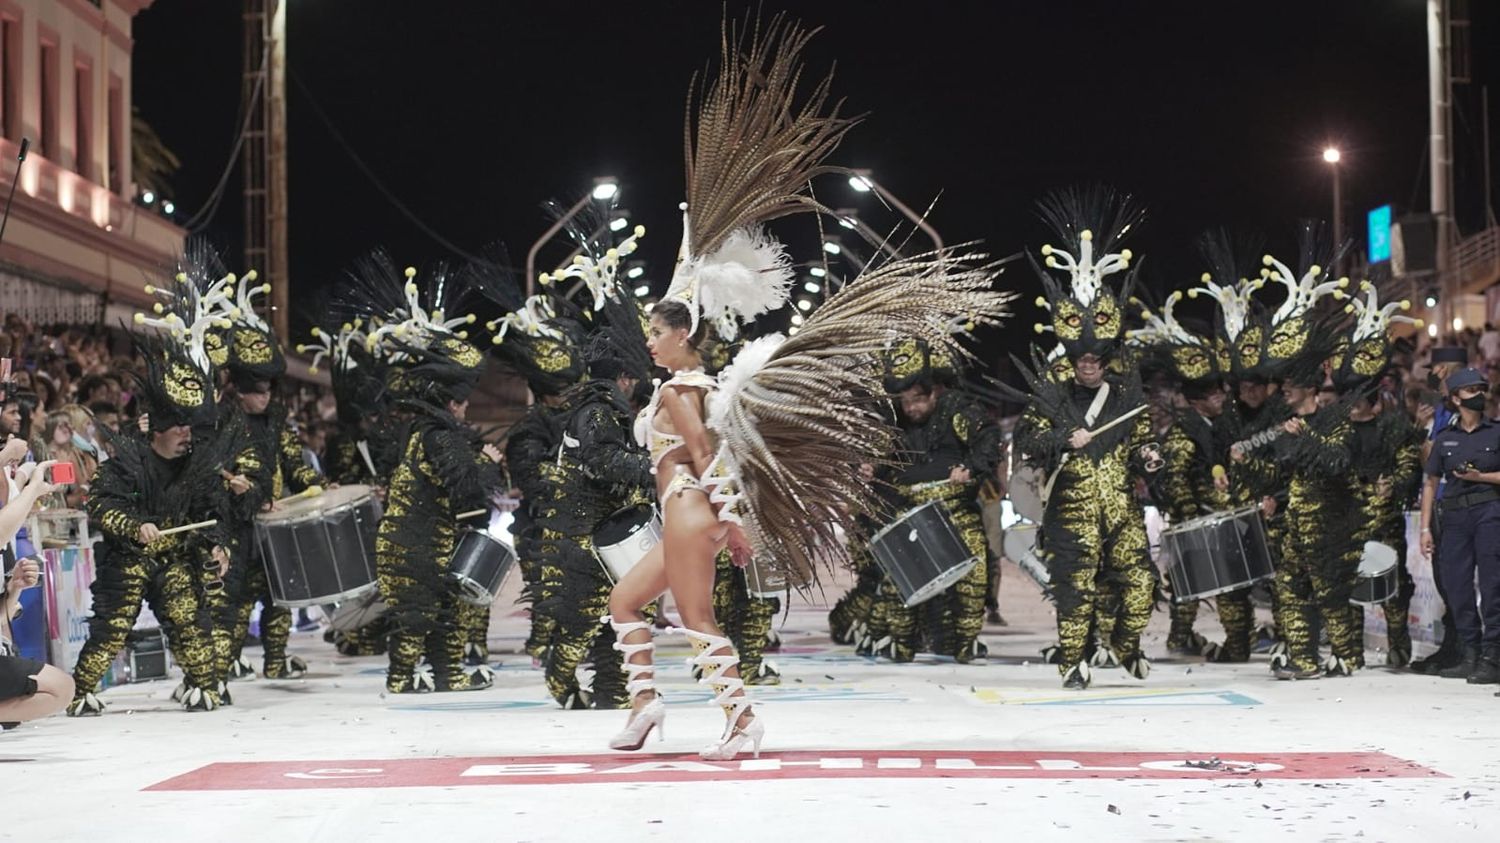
1419 367 1500 686
0 451 75 725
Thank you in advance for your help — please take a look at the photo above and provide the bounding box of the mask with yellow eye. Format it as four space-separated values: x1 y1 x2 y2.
1168 343 1215 383
1231 323 1265 374
1045 354 1076 384
882 337 933 393
137 336 218 431
1264 315 1310 367
205 330 229 368
1049 289 1125 360
228 325 286 381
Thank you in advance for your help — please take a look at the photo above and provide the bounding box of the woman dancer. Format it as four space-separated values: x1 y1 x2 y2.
607 299 756 758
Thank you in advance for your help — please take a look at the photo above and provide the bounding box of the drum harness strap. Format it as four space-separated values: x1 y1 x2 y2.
356 440 378 479
1039 381 1112 512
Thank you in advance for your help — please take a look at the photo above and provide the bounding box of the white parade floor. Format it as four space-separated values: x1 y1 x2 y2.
4 563 1498 842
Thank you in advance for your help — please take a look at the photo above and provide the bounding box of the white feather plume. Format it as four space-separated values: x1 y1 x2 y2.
708 333 787 432
676 226 794 341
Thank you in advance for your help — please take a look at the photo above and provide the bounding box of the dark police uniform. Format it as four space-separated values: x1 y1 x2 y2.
1425 415 1500 656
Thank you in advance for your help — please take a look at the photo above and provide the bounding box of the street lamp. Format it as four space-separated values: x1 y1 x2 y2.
846 168 943 252
1323 147 1342 275
525 176 619 296
834 207 904 261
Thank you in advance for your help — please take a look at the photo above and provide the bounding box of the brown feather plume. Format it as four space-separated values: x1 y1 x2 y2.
710 247 1014 585
682 11 861 258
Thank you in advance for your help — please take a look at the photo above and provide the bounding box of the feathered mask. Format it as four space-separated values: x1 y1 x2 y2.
662 12 859 341
300 320 384 423
1128 290 1223 393
1331 281 1422 393
465 249 588 397
224 271 286 386
133 251 231 430
1257 223 1352 386
338 251 485 404
1188 231 1269 381
1030 187 1142 362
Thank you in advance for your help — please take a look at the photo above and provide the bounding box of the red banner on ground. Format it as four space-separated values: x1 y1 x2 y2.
145 749 1442 791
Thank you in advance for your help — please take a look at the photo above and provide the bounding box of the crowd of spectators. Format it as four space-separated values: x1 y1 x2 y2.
0 314 332 516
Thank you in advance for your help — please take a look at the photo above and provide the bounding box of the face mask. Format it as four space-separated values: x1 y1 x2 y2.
72 433 96 454
1461 394 1487 412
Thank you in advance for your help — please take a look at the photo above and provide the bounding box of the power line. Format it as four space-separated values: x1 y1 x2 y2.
288 68 491 266
182 43 271 232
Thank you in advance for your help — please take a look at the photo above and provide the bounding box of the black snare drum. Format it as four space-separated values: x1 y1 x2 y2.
868 501 979 607
447 529 517 606
1159 506 1275 601
256 485 381 607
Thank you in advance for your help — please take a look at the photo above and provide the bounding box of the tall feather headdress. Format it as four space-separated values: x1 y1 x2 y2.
1029 186 1143 361
662 11 860 341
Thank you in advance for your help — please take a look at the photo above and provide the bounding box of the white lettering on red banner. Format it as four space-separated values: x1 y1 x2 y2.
144 749 1442 792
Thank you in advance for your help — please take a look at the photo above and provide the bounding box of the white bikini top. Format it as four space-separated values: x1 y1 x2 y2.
635 369 718 473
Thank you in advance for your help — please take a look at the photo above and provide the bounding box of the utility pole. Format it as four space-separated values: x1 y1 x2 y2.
243 0 289 340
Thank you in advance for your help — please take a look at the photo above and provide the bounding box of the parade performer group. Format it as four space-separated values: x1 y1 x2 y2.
50 9 1489 753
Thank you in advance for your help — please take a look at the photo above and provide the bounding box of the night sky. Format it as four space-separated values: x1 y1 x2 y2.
131 1 1499 359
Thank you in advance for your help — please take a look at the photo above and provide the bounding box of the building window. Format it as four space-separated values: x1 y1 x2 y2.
0 17 18 141
39 40 58 160
75 64 92 179
107 78 122 193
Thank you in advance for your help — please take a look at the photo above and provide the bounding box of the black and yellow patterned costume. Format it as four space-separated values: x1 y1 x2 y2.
536 379 655 708
1156 407 1256 660
710 551 782 683
1331 280 1425 668
1012 187 1160 688
900 395 1000 662
226 400 325 678
1128 287 1252 660
860 338 1000 663
1018 374 1158 685
67 329 231 715
505 405 565 662
1256 405 1361 675
377 400 503 692
828 531 881 648
1346 411 1422 665
487 284 591 665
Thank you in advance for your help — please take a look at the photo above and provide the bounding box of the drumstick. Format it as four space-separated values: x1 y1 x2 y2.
158 519 218 537
1086 404 1148 438
457 509 488 521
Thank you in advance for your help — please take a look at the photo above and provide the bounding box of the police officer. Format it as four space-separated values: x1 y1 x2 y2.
1412 346 1469 674
1419 367 1500 685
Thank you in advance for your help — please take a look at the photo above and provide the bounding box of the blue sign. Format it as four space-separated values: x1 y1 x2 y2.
1368 204 1392 263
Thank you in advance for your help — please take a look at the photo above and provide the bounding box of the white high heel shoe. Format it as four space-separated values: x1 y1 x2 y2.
608 619 665 751
685 628 765 761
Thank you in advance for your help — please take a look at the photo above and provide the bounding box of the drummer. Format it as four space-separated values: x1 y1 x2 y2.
534 317 656 709
362 262 505 695
220 295 330 682
1013 194 1161 689
1128 297 1254 662
862 338 1001 664
1332 289 1424 668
